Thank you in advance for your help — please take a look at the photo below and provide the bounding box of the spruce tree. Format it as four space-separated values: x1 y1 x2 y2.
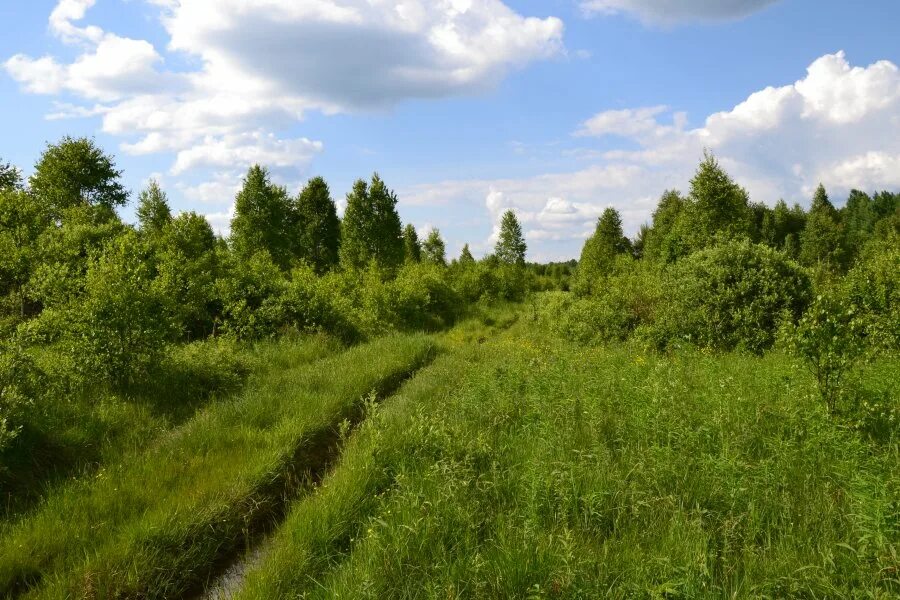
495 210 526 266
403 224 421 263
685 150 751 249
800 184 844 270
293 176 340 273
340 174 404 271
459 243 475 265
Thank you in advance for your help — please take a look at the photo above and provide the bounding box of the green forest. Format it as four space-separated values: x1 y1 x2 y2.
0 137 897 598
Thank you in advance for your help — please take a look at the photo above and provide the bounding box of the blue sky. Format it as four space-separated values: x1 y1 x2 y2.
2 0 898 260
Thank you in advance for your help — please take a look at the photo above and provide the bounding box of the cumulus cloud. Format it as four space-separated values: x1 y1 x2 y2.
405 51 900 261
4 0 563 186
580 0 780 24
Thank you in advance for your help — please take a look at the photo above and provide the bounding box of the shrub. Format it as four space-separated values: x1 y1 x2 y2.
391 263 460 331
216 251 288 340
843 237 899 352
0 344 44 454
652 240 812 353
792 291 867 413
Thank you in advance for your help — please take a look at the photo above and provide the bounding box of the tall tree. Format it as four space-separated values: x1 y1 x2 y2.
403 224 421 263
842 189 875 264
0 160 23 191
685 150 751 249
495 210 526 266
230 165 293 269
293 176 340 273
643 190 688 263
579 207 631 279
340 174 404 271
30 137 128 218
340 179 374 270
136 180 172 237
421 228 447 266
800 184 844 270
369 174 405 270
459 243 475 265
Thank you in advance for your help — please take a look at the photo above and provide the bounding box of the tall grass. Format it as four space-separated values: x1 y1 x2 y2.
235 331 498 599
1 334 432 598
1 334 343 520
233 322 898 598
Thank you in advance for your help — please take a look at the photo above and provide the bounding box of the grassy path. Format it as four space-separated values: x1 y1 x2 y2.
230 321 897 599
0 334 433 599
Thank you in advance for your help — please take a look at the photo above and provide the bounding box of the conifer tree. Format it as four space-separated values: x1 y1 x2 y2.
459 243 475 265
495 210 526 266
800 184 844 269
369 174 405 270
403 224 421 263
293 176 340 273
685 150 751 249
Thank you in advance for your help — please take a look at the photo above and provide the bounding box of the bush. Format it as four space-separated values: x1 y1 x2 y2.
391 263 460 331
652 241 812 353
216 251 288 340
538 259 664 346
791 290 868 413
0 344 44 454
843 237 899 353
277 266 360 343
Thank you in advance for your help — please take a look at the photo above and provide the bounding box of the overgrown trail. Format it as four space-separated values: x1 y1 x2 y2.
1 335 434 599
196 308 522 600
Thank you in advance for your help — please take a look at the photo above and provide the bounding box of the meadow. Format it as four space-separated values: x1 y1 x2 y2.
0 140 897 598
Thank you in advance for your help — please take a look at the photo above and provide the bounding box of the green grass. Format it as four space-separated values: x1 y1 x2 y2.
0 334 433 598
234 322 898 598
1 333 343 520
234 328 498 599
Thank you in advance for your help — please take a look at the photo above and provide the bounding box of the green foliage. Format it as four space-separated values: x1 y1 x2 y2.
29 137 128 218
800 184 845 270
230 165 293 270
495 210 527 266
152 212 220 340
458 243 475 265
575 207 632 295
653 240 812 352
642 190 689 263
402 224 421 263
292 177 340 273
216 250 287 340
791 290 868 413
340 175 404 271
843 237 900 352
0 344 43 454
0 189 49 321
64 231 172 388
542 258 663 344
421 228 447 266
135 180 172 236
684 151 752 249
0 160 23 191
28 204 125 308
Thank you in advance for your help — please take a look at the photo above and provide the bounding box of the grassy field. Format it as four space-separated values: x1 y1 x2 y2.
1 305 897 598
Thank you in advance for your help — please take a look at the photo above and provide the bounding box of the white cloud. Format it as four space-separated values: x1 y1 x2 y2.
171 132 323 175
406 51 900 261
580 0 779 24
5 0 563 197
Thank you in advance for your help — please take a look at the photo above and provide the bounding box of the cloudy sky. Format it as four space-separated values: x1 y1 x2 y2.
1 0 898 261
